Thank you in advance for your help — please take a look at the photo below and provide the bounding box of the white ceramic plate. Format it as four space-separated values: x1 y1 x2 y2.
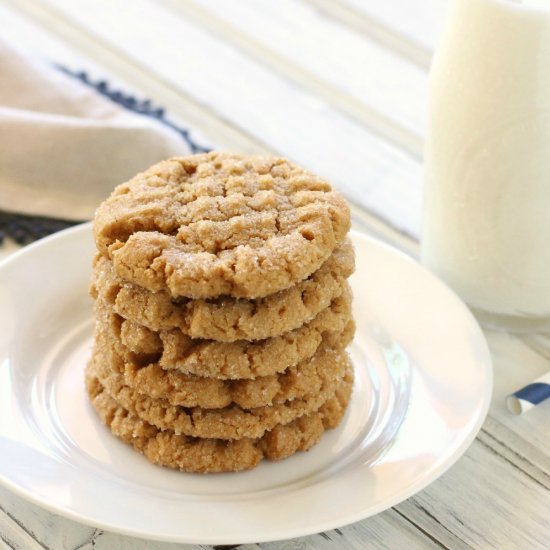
0 224 492 545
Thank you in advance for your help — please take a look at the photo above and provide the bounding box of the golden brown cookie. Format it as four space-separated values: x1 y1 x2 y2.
93 152 351 299
102 284 353 380
87 346 353 440
86 369 353 473
94 320 354 409
91 238 355 342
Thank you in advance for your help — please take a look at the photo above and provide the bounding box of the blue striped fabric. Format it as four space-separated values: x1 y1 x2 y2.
56 67 210 154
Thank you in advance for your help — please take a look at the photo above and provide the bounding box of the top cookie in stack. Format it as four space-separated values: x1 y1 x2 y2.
87 152 354 473
94 152 350 299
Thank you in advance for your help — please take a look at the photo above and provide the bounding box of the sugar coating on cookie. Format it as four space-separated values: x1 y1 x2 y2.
91 238 355 342
86 370 353 473
93 152 351 299
87 347 353 440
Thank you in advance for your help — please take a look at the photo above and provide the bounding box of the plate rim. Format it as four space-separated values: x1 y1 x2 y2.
0 223 493 544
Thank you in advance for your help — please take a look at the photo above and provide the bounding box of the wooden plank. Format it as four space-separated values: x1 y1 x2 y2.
395 501 469 550
0 488 204 550
162 0 426 153
479 421 550 490
323 0 449 58
0 499 49 550
397 438 550 550
28 0 424 239
1 486 88 550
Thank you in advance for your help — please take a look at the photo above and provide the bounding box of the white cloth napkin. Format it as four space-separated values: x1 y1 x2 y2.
0 41 200 221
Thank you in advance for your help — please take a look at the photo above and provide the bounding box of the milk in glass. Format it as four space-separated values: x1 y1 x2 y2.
422 0 550 330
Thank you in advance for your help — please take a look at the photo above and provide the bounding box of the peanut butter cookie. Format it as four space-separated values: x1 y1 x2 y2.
94 321 353 409
86 370 353 473
87 346 353 440
98 284 353 380
93 152 351 299
91 238 354 342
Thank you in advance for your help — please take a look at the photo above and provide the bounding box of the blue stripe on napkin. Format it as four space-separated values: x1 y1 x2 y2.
56 67 210 154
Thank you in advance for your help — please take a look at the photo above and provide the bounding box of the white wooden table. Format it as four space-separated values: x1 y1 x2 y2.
1 1 549 549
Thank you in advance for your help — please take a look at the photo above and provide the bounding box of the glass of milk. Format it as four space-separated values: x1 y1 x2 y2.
422 0 550 331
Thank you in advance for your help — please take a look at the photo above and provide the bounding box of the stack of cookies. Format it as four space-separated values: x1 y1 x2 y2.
86 152 355 473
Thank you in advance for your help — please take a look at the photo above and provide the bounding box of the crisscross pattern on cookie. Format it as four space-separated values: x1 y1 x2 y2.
94 152 350 299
